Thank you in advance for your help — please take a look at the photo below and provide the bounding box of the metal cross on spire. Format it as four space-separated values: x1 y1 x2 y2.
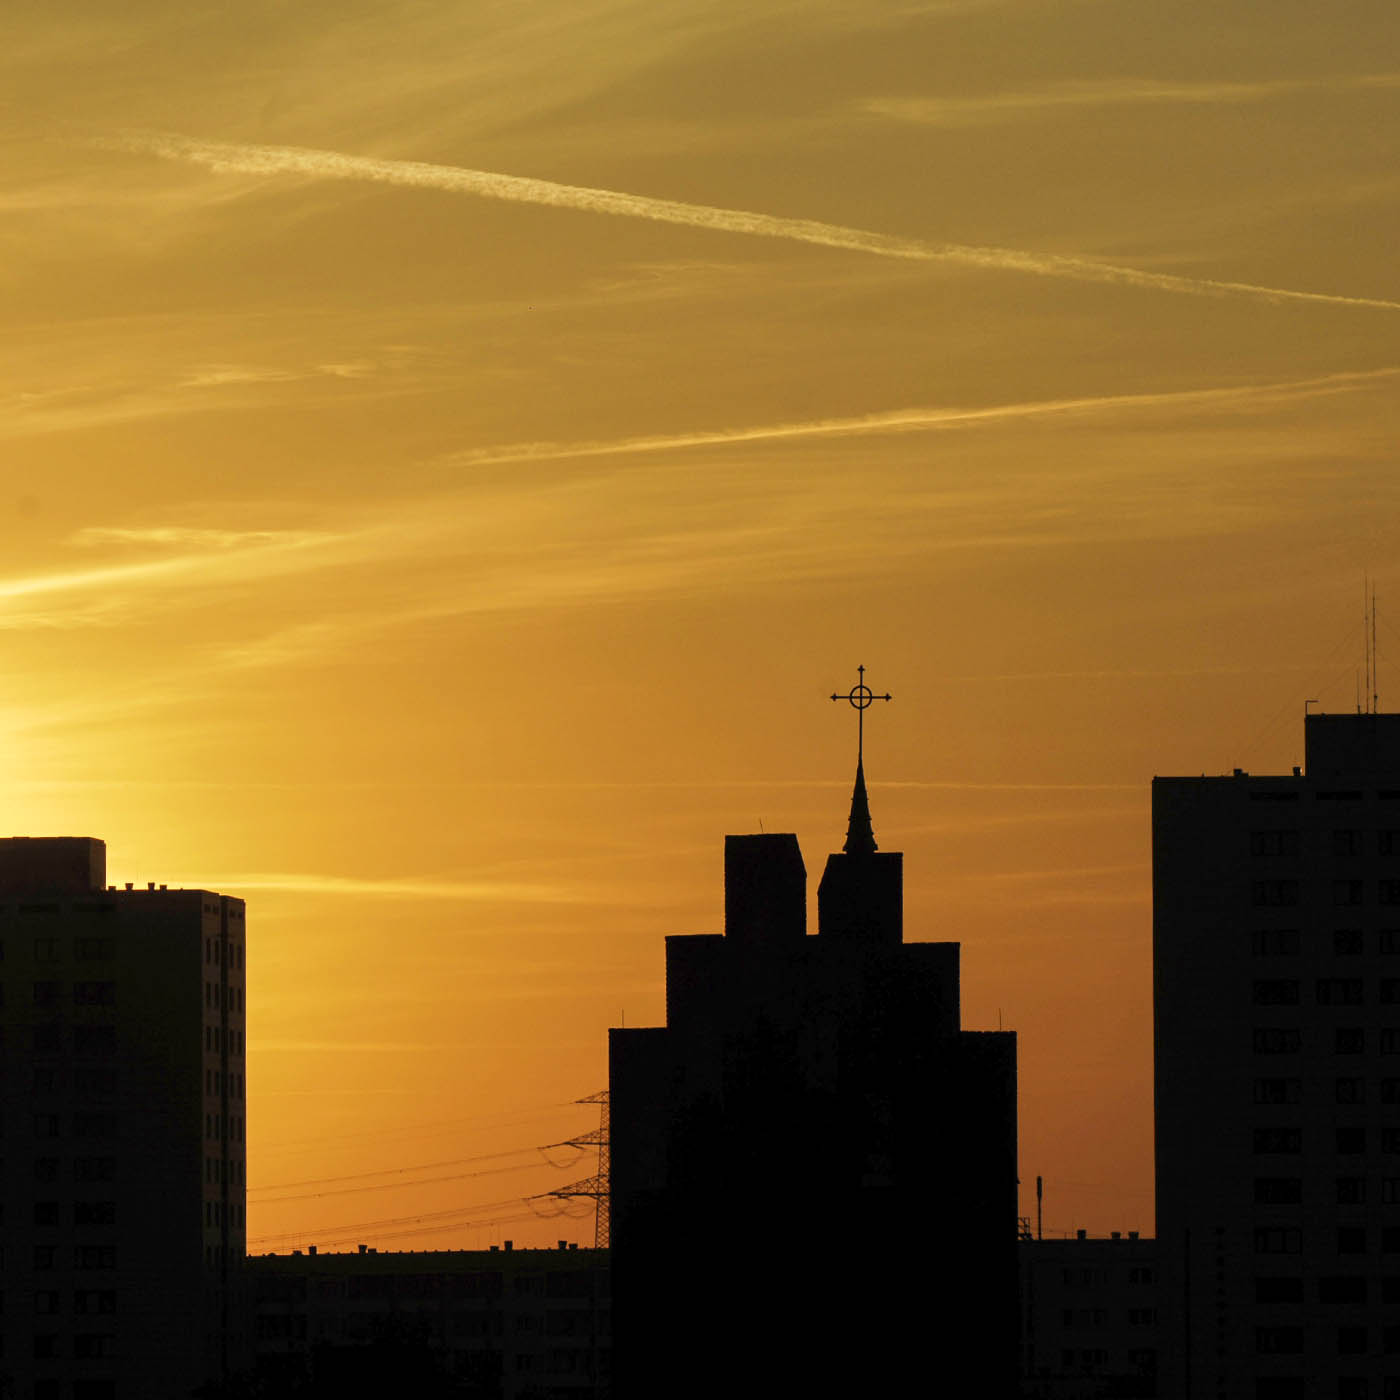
830 664 892 764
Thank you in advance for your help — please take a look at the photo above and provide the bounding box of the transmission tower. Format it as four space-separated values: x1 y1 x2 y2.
537 1089 610 1247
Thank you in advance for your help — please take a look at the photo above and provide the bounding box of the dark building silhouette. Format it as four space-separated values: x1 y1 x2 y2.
0 836 247 1399
609 760 1018 1397
249 1242 608 1398
1020 1232 1158 1399
1154 713 1400 1399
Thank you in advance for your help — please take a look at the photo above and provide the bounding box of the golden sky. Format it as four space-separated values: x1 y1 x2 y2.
6 0 1400 1249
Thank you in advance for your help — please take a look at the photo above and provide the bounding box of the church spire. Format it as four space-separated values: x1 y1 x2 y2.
829 664 892 856
843 755 878 855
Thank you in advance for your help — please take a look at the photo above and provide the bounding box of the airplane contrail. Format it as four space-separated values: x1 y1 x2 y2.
111 132 1400 312
446 367 1400 467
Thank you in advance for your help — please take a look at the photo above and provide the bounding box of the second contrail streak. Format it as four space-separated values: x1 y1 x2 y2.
112 132 1400 313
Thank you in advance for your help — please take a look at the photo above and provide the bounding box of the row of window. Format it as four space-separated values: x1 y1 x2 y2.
29 1245 113 1271
1256 1276 1400 1303
1253 929 1400 956
1255 1176 1400 1204
204 1200 243 1228
32 1156 116 1182
1058 1266 1155 1286
1255 1226 1400 1254
204 1113 244 1142
1257 1378 1400 1400
1253 978 1400 1005
30 1066 118 1097
25 938 114 963
205 1156 243 1184
205 1024 245 1055
205 939 245 969
32 1201 116 1226
1252 830 1400 858
29 1333 116 1360
1059 1307 1157 1327
26 1024 118 1054
1254 1076 1400 1104
1257 1325 1400 1354
31 1288 116 1314
6 982 118 1008
29 1113 116 1140
1253 880 1400 907
204 982 244 1012
205 1069 244 1098
1255 1026 1400 1053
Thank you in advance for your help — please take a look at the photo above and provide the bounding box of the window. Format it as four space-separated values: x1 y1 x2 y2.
1338 1127 1368 1154
1255 1028 1302 1053
32 980 60 1006
33 1202 59 1226
1336 1078 1367 1105
73 1026 116 1055
1128 1308 1156 1325
1338 1327 1369 1354
74 1202 115 1227
73 1334 114 1360
1382 881 1400 906
1255 1078 1302 1105
75 936 113 961
73 982 115 1007
1383 929 1400 954
1386 1227 1400 1254
33 1157 58 1183
1337 1028 1366 1053
1335 880 1365 906
1254 1127 1302 1154
1318 978 1365 1005
31 1024 62 1053
1128 1266 1154 1284
1383 1079 1400 1104
1380 831 1400 855
32 1114 60 1139
1337 1176 1367 1204
74 1246 115 1270
1254 1227 1302 1253
32 1246 55 1271
1338 1227 1368 1254
1256 1325 1304 1353
1335 929 1365 955
73 1290 115 1316
1255 979 1301 1005
33 1290 60 1314
1255 1277 1303 1302
32 937 61 963
1382 981 1400 1005
1386 1128 1400 1153
1383 1030 1400 1054
1334 830 1364 857
1383 1179 1400 1204
1254 830 1301 857
74 1157 116 1184
1256 1177 1303 1204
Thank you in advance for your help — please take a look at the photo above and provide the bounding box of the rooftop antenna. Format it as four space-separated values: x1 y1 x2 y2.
1365 574 1372 715
1373 579 1380 714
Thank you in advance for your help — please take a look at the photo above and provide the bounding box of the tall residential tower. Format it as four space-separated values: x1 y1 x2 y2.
0 837 247 1400
1154 713 1400 1400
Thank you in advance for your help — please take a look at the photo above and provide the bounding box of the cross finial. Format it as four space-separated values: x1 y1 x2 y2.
829 664 892 764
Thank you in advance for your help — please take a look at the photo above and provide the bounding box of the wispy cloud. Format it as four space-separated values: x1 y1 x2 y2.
177 872 587 902
863 72 1400 126
105 132 1400 312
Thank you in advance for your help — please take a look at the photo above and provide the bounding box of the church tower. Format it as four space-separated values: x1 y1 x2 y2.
608 672 1019 1398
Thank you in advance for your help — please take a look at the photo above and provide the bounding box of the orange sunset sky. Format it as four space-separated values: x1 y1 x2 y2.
6 0 1400 1251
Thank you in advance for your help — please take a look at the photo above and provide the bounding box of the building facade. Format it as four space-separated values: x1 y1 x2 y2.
609 763 1018 1398
1020 1233 1159 1399
1154 714 1400 1400
249 1243 609 1398
0 836 246 1400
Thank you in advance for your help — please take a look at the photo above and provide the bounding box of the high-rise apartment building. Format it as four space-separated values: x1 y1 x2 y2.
609 762 1018 1398
1154 714 1400 1400
0 837 247 1400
